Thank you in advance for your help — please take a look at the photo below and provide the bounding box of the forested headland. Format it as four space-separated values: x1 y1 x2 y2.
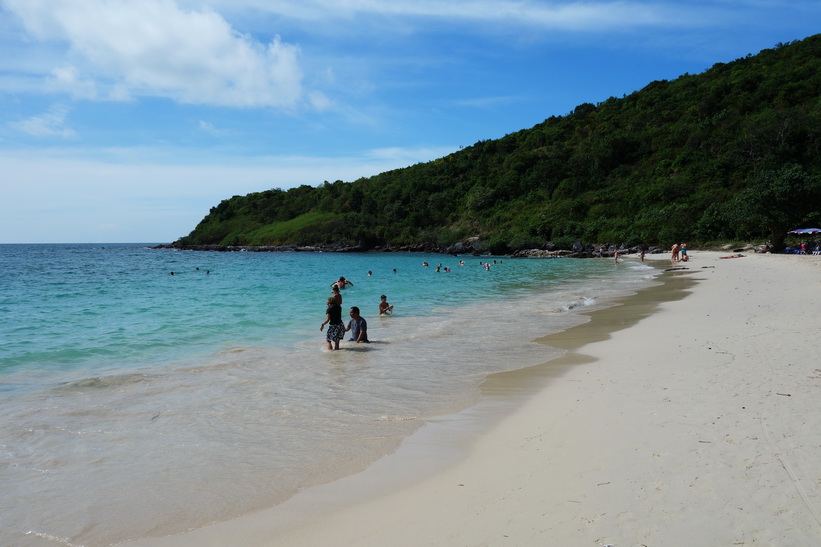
172 34 821 254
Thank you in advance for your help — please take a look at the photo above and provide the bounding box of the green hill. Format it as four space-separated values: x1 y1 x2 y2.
174 35 821 253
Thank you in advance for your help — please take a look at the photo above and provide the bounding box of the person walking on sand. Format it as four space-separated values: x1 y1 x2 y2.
379 294 394 315
671 243 680 264
345 307 369 344
320 296 345 350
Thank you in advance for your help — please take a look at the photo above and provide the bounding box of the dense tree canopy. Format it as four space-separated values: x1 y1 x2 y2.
176 35 821 252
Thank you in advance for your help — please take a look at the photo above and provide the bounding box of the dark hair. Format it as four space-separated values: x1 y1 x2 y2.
350 306 360 314
380 294 386 298
331 285 339 291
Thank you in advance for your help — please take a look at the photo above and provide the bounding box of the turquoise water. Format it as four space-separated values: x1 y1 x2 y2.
0 244 658 546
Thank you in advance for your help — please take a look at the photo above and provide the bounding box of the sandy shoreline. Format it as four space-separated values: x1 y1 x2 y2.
139 251 821 546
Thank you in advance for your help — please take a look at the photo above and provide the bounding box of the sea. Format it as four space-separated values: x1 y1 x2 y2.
0 243 659 546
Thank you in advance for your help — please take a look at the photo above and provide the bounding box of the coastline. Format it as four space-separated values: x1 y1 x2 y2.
138 251 821 546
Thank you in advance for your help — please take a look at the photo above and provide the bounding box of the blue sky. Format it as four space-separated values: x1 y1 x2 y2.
1 1 818 243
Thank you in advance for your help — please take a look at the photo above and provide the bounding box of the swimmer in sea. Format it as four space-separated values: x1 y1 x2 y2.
331 276 354 290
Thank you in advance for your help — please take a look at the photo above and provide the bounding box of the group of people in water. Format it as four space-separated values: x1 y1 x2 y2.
320 276 393 351
321 258 503 350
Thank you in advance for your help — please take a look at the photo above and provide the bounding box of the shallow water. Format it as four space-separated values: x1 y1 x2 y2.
0 244 658 546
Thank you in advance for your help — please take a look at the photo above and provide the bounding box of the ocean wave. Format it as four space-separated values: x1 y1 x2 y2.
559 297 597 312
376 414 418 422
54 372 151 392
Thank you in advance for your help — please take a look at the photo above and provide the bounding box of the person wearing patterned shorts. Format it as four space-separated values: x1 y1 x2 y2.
320 297 345 350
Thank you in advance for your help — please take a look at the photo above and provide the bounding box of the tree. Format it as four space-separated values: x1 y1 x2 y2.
728 164 821 250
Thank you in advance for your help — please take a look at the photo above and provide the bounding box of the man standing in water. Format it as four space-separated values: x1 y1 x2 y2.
345 307 369 344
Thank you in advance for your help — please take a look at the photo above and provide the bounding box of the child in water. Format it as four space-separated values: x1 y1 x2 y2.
379 294 394 315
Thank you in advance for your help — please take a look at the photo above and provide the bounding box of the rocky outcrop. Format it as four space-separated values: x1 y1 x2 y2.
155 239 670 257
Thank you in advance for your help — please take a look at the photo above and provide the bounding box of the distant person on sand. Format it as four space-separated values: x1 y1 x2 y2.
345 307 369 343
320 296 345 350
379 295 394 315
680 243 689 262
331 276 354 290
640 248 645 263
671 243 680 264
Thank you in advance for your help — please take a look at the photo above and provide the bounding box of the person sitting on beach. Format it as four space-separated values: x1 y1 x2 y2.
331 276 354 290
345 306 369 343
379 295 394 315
320 297 345 350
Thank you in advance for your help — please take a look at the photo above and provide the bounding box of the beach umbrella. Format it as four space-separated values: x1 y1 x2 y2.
787 228 821 234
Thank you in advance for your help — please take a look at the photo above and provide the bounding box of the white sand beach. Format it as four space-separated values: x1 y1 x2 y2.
144 251 821 546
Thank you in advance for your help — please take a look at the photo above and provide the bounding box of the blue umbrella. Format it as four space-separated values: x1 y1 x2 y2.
788 228 821 234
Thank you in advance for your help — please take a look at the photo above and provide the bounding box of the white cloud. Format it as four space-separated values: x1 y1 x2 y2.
200 0 700 30
0 145 453 242
365 145 454 164
308 90 333 111
49 65 99 100
198 120 229 136
3 0 305 108
10 104 77 138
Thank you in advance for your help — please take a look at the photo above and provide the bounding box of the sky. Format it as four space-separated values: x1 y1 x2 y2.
0 1 819 243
